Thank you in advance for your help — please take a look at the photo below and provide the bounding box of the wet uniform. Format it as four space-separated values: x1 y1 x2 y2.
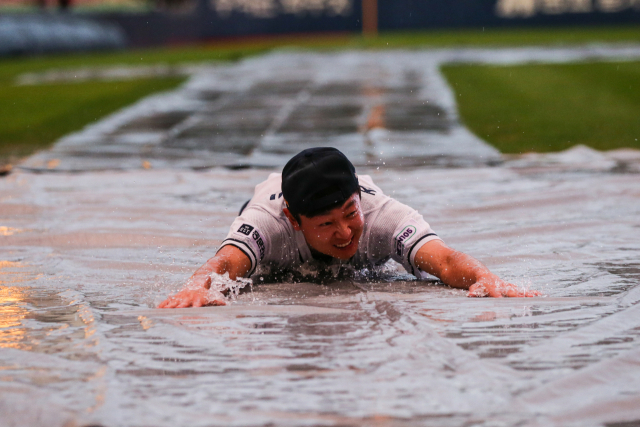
220 173 443 278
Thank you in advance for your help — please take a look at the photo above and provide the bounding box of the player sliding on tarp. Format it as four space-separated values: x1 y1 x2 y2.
160 147 540 308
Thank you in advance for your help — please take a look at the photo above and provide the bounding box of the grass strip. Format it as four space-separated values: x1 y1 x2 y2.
0 77 185 163
361 25 640 48
441 61 640 153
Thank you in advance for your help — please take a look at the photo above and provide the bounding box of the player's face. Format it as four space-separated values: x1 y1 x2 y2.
297 193 364 260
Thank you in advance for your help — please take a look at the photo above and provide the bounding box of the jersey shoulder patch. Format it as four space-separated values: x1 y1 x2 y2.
231 224 268 261
250 228 267 261
237 223 254 235
394 223 419 257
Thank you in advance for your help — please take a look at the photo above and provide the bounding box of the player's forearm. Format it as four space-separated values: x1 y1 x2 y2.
159 248 247 308
189 258 236 287
438 250 493 290
187 258 224 289
187 245 252 289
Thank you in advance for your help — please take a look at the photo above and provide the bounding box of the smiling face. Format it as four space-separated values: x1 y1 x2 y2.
284 193 364 260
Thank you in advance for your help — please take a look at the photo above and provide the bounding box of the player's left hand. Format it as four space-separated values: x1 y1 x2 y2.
468 275 541 298
158 287 226 308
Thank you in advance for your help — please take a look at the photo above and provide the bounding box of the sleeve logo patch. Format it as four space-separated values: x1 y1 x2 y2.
237 224 254 236
395 225 417 256
252 230 266 260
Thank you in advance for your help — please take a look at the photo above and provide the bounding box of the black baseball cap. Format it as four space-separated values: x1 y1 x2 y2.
282 147 359 217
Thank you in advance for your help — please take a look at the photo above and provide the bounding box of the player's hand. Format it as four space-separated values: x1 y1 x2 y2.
468 275 541 298
158 287 226 308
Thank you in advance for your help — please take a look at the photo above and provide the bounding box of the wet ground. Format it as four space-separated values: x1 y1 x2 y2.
3 49 640 427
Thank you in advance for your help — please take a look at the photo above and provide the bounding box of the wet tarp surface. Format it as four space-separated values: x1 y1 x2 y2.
2 50 640 427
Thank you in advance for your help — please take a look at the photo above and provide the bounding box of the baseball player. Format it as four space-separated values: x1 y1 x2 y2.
160 147 539 308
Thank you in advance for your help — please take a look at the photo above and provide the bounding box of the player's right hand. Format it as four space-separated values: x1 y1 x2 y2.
158 287 226 308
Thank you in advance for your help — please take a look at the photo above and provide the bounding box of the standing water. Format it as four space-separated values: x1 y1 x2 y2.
3 50 640 427
2 162 639 427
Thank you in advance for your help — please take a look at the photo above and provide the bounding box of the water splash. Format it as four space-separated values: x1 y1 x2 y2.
207 271 253 302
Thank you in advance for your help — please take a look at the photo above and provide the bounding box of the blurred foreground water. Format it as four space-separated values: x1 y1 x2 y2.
2 158 640 427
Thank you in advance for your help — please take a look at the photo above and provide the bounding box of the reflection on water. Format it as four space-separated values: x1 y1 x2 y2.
0 227 24 236
0 261 94 355
0 286 29 349
0 261 29 350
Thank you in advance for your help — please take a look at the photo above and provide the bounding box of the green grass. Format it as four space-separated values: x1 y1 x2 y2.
0 41 289 165
2 25 640 165
363 25 640 48
442 61 640 153
0 77 185 161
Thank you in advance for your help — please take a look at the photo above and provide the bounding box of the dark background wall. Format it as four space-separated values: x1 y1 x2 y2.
2 0 640 53
93 0 362 47
95 0 640 47
379 0 640 30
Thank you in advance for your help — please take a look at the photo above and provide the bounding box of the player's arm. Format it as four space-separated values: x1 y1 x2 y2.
413 240 540 298
158 245 251 308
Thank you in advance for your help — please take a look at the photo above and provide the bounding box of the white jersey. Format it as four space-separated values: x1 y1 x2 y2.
221 173 442 278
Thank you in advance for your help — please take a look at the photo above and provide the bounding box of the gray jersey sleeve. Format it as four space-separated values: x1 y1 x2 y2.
220 206 290 277
367 197 443 277
219 173 296 277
